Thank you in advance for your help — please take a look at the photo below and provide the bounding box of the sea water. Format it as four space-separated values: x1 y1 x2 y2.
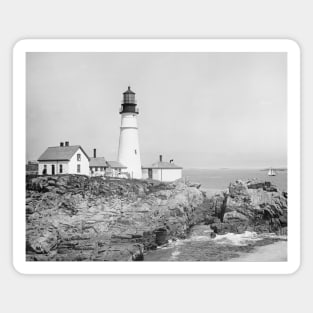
144 231 287 262
183 168 287 192
144 168 288 262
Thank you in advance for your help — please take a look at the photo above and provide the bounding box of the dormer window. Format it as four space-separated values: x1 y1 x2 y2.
77 153 81 161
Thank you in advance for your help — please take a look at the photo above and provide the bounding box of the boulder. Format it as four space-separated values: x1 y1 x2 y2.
210 180 287 235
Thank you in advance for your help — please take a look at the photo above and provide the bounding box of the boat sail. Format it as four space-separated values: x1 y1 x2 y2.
268 168 276 176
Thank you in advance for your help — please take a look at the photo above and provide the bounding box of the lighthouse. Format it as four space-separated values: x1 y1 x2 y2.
117 86 142 179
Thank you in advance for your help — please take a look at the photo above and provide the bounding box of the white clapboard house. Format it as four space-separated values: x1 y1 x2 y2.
37 141 90 175
142 155 183 182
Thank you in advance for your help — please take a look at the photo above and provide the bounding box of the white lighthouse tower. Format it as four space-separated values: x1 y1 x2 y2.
117 86 142 179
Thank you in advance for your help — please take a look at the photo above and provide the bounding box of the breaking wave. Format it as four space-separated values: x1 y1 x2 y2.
144 229 287 261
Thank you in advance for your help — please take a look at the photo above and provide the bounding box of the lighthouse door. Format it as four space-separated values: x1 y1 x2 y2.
148 168 152 179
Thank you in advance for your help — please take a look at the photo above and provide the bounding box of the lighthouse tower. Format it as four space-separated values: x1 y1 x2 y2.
117 86 142 179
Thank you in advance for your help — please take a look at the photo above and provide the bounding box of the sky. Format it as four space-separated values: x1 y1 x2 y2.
26 52 287 169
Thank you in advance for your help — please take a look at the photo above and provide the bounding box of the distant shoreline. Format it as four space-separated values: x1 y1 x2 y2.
183 168 287 171
259 168 287 172
182 168 287 192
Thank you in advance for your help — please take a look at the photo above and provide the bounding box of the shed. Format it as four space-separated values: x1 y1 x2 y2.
142 155 183 182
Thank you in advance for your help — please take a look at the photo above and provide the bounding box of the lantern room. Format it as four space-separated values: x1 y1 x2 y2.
120 86 139 114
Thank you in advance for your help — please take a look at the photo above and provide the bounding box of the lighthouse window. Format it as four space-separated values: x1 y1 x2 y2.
134 149 137 154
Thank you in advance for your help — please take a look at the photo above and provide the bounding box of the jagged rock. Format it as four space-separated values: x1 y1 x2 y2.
210 180 287 235
25 175 287 261
26 175 205 261
154 228 168 245
223 211 249 223
27 226 59 254
188 224 213 237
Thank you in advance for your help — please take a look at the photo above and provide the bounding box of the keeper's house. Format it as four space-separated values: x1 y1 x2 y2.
142 155 183 182
37 141 90 176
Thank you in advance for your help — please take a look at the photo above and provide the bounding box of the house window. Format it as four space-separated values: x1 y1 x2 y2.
77 164 81 173
77 153 81 161
134 149 137 154
59 164 63 174
43 165 47 175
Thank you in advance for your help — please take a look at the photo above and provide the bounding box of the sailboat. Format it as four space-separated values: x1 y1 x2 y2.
267 168 276 176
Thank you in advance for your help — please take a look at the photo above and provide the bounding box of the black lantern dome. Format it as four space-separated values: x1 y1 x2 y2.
120 86 139 114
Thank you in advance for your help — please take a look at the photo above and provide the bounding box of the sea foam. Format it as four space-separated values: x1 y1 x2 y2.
213 231 263 246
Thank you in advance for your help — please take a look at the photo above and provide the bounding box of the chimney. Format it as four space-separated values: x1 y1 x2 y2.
93 149 96 158
60 142 64 147
159 155 163 162
65 141 69 147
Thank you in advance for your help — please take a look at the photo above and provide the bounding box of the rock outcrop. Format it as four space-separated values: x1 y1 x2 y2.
25 176 287 261
207 180 288 235
26 175 205 261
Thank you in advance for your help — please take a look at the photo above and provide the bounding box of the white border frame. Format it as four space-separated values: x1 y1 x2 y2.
13 39 300 274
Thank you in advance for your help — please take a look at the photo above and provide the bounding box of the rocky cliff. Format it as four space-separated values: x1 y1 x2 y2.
25 175 287 261
26 175 206 261
206 180 288 235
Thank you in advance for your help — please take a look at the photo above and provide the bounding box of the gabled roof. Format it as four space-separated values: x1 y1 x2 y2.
142 161 183 169
89 157 107 167
38 145 90 161
106 161 127 169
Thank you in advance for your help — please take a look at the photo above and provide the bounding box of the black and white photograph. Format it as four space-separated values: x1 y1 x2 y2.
2 1 311 312
23 45 291 264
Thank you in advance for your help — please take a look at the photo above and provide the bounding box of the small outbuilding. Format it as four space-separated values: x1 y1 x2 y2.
142 155 183 182
89 149 107 176
37 141 90 176
26 161 38 175
106 160 128 178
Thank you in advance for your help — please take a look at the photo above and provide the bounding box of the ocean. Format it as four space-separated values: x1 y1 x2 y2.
144 232 287 262
182 168 287 193
144 168 288 262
